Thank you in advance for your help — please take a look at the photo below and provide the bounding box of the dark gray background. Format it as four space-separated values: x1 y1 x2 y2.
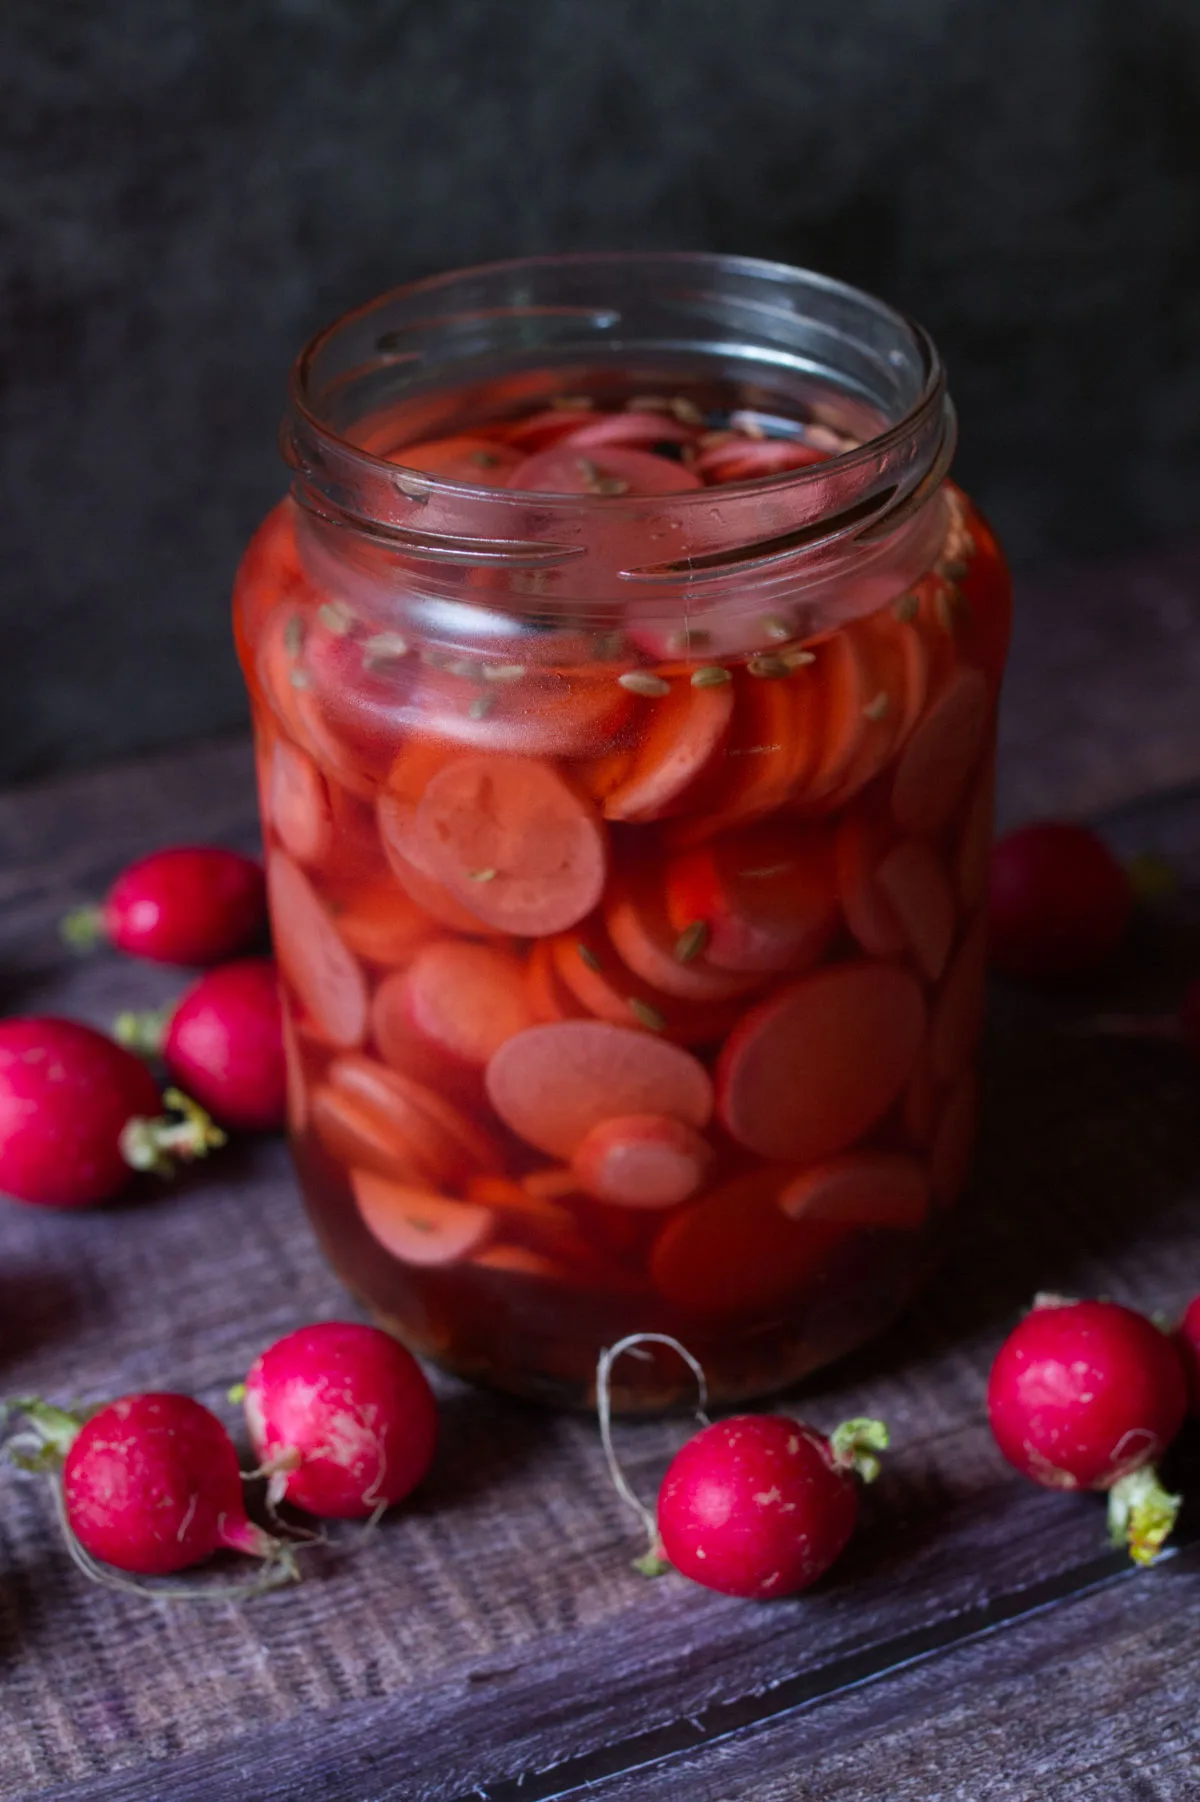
2 0 1198 783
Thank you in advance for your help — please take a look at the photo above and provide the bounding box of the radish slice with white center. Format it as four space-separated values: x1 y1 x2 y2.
485 1021 713 1159
891 668 990 834
716 962 925 1163
269 740 334 867
874 839 957 982
352 1171 493 1266
571 1113 714 1208
779 1151 929 1232
267 852 368 1048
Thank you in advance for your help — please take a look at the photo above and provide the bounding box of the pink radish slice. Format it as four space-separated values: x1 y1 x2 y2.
651 1170 843 1318
834 811 907 958
603 866 761 1002
375 941 534 1073
269 739 334 867
930 912 989 1082
891 668 990 834
930 1073 979 1209
716 961 925 1163
412 755 608 936
328 875 436 966
551 919 745 1048
267 853 368 1049
485 1021 713 1159
779 1151 930 1232
663 821 841 975
321 1055 496 1186
956 756 996 910
571 1113 714 1208
874 839 957 982
602 679 735 823
801 630 871 805
378 827 505 937
507 444 702 496
352 1170 493 1266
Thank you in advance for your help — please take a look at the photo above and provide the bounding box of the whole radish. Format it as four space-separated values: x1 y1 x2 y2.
62 845 266 965
597 1334 886 1598
9 1394 293 1585
657 1413 887 1598
116 958 286 1132
987 1295 1187 1564
243 1322 438 1519
0 1017 224 1208
988 822 1132 981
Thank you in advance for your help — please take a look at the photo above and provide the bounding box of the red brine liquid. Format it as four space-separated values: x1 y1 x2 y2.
235 386 1011 1410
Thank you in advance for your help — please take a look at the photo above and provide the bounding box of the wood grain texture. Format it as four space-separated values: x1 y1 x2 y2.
1 545 1200 1800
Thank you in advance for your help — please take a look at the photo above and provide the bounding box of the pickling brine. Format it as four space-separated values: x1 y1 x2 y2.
234 255 1012 1410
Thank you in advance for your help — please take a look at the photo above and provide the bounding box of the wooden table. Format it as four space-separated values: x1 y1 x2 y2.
3 541 1200 1801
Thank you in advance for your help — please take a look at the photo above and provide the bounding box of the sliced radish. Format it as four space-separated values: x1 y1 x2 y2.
311 1078 428 1185
378 828 504 936
930 912 989 1082
694 438 829 483
352 1171 493 1266
683 665 821 835
835 809 907 958
410 665 634 760
502 407 597 452
268 739 334 867
412 755 607 936
891 668 990 834
562 412 696 451
874 839 956 982
526 938 586 1023
716 961 925 1162
799 630 871 807
930 1073 978 1209
280 1007 310 1138
651 1169 843 1317
956 756 996 911
663 821 840 974
485 1020 713 1159
328 875 437 967
507 444 702 496
267 853 368 1049
319 1055 496 1187
603 864 761 1002
601 679 735 822
375 940 534 1075
779 1151 930 1232
386 434 523 486
552 919 744 1047
571 1113 713 1208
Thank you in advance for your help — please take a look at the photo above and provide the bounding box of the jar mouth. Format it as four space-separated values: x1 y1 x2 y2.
283 252 954 606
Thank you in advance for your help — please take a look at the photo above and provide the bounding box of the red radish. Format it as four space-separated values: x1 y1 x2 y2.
987 1296 1187 1564
571 1113 713 1208
243 1321 438 1519
62 846 266 965
508 444 702 496
0 1018 224 1207
716 962 925 1163
595 1334 886 1596
412 755 608 936
988 822 1132 980
657 1414 886 1598
10 1394 290 1583
485 1021 713 1159
1174 1294 1200 1413
116 959 286 1132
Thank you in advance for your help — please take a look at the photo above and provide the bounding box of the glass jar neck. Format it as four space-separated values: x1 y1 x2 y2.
282 253 956 632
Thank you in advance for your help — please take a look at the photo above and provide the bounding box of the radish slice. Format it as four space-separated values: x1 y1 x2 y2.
663 821 840 974
651 1170 843 1317
507 444 702 496
378 828 504 937
328 875 436 967
800 630 871 806
955 756 996 911
834 810 907 958
485 1021 713 1159
526 939 586 1023
930 912 989 1082
502 408 597 451
385 435 523 486
562 413 695 451
602 679 735 823
552 919 745 1047
321 1055 496 1186
695 438 829 483
269 740 334 867
779 1151 930 1232
874 840 956 982
376 940 534 1072
352 1171 493 1266
311 1080 428 1184
930 1073 979 1209
604 865 760 1002
412 755 607 936
267 853 368 1049
716 962 925 1162
891 668 990 834
280 1007 310 1137
571 1113 714 1208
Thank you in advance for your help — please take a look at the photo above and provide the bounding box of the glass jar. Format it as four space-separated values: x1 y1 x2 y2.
233 253 1011 1412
